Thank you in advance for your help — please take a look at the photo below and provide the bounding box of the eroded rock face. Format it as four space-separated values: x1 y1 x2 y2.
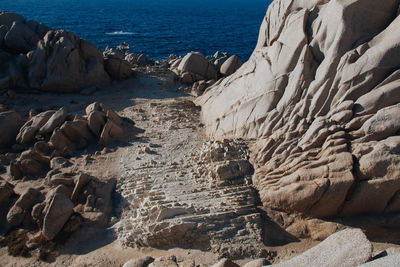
196 0 400 222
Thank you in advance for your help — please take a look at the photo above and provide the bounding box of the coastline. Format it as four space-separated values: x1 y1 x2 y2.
2 1 400 265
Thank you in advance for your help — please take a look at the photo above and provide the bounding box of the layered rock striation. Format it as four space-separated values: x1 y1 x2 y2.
196 0 400 223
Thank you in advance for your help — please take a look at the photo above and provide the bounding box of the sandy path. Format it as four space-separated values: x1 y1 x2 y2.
0 71 266 266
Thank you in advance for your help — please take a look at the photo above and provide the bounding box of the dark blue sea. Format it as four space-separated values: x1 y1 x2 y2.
2 0 270 60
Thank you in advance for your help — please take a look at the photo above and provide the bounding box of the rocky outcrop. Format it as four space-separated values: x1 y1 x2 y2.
28 30 111 92
196 0 400 234
176 52 218 82
169 51 242 96
103 47 134 80
1 170 114 256
0 12 138 93
10 103 125 180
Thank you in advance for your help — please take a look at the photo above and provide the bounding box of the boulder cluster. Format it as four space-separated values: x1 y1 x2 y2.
103 42 155 80
0 12 135 93
8 102 124 180
169 51 242 96
196 0 400 240
0 172 114 256
0 102 124 257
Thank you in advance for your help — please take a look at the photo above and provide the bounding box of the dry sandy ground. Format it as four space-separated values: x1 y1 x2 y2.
0 70 398 266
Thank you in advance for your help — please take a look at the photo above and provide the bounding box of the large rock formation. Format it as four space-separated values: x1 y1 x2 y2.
0 11 136 93
196 0 400 228
28 30 111 92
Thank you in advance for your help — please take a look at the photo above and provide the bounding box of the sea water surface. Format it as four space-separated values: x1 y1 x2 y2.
2 0 270 60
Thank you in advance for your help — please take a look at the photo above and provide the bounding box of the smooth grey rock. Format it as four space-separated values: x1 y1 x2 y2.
178 52 217 81
272 229 372 267
220 55 242 76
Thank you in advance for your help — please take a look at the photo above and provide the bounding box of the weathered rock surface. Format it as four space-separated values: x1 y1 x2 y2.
195 0 400 234
1 169 115 255
272 229 372 267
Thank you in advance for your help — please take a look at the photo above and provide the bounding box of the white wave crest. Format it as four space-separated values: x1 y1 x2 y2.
106 30 135 36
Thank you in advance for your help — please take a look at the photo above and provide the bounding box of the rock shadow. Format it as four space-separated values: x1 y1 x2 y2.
258 208 300 246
